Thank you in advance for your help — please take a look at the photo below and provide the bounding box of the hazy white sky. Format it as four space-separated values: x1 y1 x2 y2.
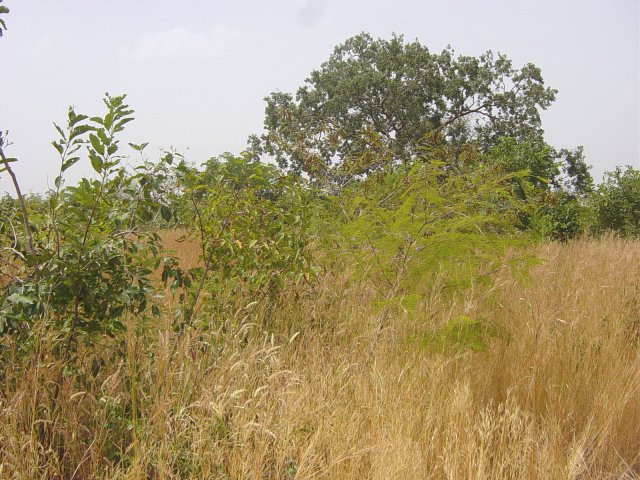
1 0 638 193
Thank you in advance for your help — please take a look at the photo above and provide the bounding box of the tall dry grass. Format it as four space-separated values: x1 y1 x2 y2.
1 236 639 479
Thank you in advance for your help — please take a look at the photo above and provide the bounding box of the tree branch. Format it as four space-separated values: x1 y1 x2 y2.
0 145 35 256
436 104 494 133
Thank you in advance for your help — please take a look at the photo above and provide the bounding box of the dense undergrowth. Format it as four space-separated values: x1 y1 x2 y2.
1 237 639 478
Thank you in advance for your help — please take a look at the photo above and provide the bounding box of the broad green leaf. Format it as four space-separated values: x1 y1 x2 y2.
7 293 34 305
89 133 104 154
89 151 103 173
62 156 80 172
160 205 172 222
69 124 93 140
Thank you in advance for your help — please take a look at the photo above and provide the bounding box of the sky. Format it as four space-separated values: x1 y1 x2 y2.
0 0 638 194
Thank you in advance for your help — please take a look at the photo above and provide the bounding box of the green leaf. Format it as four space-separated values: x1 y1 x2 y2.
89 151 103 173
53 123 67 140
114 117 134 132
107 143 118 156
62 156 80 172
96 128 110 146
7 293 34 305
160 205 172 222
89 133 104 154
103 111 114 130
69 124 93 140
128 142 149 152
69 112 89 127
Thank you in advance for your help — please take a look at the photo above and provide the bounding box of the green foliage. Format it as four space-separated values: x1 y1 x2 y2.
5 21 638 476
335 159 531 306
416 315 510 353
0 95 176 345
591 166 640 237
174 154 313 325
484 137 592 196
1 93 312 343
530 192 591 242
482 138 592 240
252 32 558 184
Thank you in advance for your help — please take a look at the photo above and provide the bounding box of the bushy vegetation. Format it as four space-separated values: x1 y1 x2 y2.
1 98 178 344
1 23 639 478
591 166 640 237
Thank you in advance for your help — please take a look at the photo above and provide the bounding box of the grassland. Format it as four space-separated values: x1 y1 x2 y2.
1 236 639 479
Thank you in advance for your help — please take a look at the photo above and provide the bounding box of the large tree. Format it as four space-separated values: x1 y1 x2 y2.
250 33 560 183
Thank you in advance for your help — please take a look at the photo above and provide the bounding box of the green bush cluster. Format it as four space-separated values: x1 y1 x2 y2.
591 166 640 237
529 167 640 241
1 97 315 345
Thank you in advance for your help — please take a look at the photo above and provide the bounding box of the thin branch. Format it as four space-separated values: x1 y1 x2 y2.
436 104 494 133
0 145 35 256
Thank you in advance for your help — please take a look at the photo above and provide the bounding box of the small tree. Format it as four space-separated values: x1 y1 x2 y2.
0 95 177 351
334 156 531 333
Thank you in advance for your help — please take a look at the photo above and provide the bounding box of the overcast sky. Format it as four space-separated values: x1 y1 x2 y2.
1 0 638 194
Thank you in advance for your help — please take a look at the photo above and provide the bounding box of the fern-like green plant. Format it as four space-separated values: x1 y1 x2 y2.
335 159 533 330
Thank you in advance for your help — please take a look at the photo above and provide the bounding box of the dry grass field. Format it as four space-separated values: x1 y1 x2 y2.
1 236 639 479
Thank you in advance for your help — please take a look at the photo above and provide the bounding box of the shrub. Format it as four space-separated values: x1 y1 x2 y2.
333 158 532 331
591 166 640 237
0 95 177 351
172 153 314 325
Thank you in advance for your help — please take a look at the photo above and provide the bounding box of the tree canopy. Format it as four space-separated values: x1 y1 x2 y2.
251 33 559 184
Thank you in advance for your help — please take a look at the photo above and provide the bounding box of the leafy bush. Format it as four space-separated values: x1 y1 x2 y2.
591 166 640 237
483 137 592 196
530 192 591 242
0 95 176 348
481 138 593 240
173 154 314 325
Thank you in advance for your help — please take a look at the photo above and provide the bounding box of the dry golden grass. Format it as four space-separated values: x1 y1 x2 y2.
1 236 639 479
